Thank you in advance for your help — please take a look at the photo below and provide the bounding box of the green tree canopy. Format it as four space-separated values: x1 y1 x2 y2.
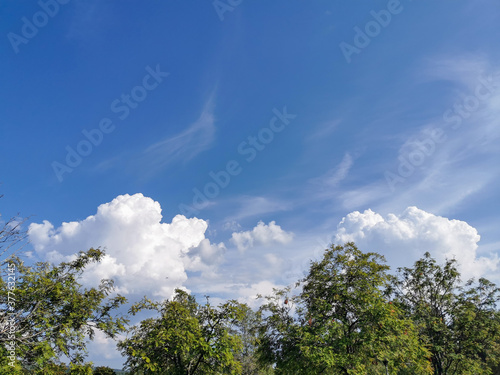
258 242 432 374
0 248 128 372
118 289 247 374
389 252 500 375
231 304 274 375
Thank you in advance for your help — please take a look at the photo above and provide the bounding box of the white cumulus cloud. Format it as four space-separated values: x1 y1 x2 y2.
230 221 294 252
28 193 225 299
334 206 499 280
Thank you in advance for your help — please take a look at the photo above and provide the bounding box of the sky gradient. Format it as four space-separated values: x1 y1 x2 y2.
1 0 500 368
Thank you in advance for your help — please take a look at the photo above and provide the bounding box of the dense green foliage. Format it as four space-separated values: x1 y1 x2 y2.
230 305 274 375
389 252 500 374
0 246 128 373
118 289 247 374
257 243 432 374
1 202 499 374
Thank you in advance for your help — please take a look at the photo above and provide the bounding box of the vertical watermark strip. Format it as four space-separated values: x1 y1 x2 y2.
4 262 17 367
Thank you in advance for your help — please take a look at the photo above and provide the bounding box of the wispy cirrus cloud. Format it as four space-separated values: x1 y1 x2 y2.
331 56 500 214
223 196 292 223
419 55 496 87
306 119 341 141
309 152 353 189
144 95 216 170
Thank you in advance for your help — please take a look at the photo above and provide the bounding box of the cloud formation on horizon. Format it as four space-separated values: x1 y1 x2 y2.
28 193 224 299
334 206 499 280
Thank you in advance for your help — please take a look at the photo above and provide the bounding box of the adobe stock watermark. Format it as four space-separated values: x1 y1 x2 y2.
178 107 297 216
4 262 17 368
339 0 410 64
213 0 242 21
384 74 499 192
52 64 169 182
7 0 71 54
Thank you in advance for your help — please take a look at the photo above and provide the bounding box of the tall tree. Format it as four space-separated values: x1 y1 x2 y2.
258 243 432 375
231 304 274 375
0 248 128 372
118 289 246 374
389 252 500 375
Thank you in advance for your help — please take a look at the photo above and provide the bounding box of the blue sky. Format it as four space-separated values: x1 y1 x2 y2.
2 0 500 368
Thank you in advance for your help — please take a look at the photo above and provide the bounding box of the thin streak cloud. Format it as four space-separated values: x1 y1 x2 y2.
144 95 216 170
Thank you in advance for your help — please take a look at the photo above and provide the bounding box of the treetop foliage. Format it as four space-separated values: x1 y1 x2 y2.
0 247 128 373
1 200 499 374
118 288 248 374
